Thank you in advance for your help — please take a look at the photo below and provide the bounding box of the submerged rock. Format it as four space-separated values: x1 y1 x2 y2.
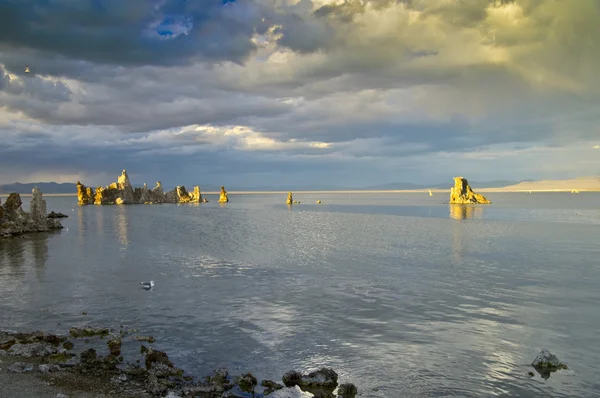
219 186 229 203
449 177 491 204
69 327 109 338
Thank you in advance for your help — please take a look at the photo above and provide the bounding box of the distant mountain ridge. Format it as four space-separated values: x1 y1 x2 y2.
0 182 78 194
6 177 600 194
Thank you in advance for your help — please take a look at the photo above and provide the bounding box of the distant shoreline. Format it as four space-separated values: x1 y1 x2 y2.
2 188 599 197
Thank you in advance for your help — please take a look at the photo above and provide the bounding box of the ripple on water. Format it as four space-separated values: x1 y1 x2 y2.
1 193 599 397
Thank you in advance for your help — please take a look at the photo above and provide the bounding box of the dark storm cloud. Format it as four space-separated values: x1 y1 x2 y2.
0 0 266 69
1 0 600 187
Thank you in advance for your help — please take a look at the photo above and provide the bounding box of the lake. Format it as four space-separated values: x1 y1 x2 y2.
1 192 599 397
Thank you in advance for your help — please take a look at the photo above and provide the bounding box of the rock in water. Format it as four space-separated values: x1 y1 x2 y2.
116 169 135 204
286 192 293 205
532 348 567 369
191 186 202 203
77 170 202 206
1 190 64 238
76 181 94 205
176 186 191 203
30 187 47 227
48 211 68 219
449 177 491 204
218 186 229 203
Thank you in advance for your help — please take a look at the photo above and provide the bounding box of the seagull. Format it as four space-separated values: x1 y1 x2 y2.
140 281 155 290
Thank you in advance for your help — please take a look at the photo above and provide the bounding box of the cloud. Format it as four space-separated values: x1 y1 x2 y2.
1 0 599 187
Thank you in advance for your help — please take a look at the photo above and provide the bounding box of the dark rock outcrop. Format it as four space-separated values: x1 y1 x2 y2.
449 177 491 204
0 328 357 398
282 368 340 397
77 170 203 206
0 188 64 238
48 211 68 218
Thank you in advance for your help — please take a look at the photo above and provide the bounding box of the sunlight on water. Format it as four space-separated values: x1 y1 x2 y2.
1 192 600 397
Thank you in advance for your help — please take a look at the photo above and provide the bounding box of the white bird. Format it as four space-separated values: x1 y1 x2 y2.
140 281 155 290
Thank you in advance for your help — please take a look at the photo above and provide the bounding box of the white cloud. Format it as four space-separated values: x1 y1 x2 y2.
1 0 599 186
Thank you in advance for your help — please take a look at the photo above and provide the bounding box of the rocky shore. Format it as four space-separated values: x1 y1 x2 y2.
0 188 64 239
77 170 211 206
0 328 357 398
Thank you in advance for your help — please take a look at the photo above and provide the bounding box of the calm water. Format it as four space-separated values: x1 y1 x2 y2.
1 192 600 397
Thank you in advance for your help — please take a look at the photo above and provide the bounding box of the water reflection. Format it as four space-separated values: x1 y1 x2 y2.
32 237 48 271
114 206 129 247
449 205 484 220
0 235 49 269
452 222 464 264
77 206 86 247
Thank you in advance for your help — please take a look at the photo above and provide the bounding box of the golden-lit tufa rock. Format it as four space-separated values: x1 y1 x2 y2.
77 170 206 206
76 181 94 206
218 186 229 203
286 192 293 205
449 177 491 204
191 186 202 203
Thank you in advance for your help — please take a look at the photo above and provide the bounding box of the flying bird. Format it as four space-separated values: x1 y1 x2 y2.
140 281 155 290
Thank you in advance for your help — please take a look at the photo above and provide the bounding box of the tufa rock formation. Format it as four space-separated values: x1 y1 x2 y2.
0 188 64 238
286 192 293 205
218 186 229 203
77 170 204 206
449 177 491 204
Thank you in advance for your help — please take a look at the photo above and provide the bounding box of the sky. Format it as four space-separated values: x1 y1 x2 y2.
1 0 599 188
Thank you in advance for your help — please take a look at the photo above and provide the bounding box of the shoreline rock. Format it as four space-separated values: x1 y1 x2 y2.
449 177 491 204
0 327 357 397
0 188 64 238
77 170 205 206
